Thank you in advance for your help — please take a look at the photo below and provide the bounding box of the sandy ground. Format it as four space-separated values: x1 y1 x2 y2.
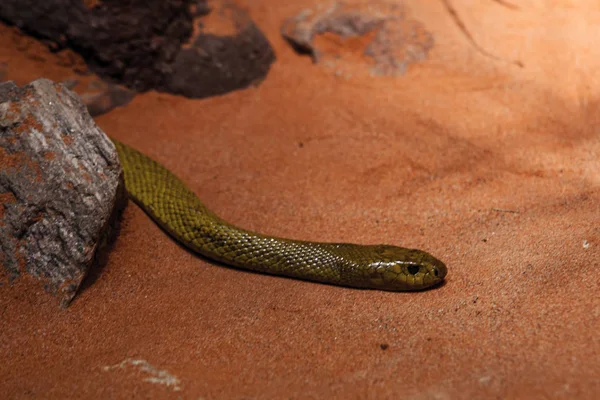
1 1 599 398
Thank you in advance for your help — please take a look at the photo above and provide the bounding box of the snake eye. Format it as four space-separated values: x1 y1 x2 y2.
433 268 439 277
407 265 420 275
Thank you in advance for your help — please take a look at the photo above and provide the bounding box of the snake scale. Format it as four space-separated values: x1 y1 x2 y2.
113 139 447 291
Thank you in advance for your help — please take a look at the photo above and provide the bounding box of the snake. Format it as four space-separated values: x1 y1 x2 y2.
112 139 447 291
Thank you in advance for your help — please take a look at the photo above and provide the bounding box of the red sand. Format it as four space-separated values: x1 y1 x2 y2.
1 1 599 398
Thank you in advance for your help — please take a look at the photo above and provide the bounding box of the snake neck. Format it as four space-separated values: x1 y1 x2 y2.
177 216 361 285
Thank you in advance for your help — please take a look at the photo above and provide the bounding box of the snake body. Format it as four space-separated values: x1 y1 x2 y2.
113 139 447 291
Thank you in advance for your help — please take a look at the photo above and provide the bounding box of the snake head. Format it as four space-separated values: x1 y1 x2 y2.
362 245 447 291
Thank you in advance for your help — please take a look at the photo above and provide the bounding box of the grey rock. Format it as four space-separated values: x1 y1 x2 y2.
0 78 126 307
281 2 434 76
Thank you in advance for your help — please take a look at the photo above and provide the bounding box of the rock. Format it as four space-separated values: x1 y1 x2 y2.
0 78 126 307
75 79 136 118
281 2 434 76
0 0 194 92
0 0 275 98
163 0 276 98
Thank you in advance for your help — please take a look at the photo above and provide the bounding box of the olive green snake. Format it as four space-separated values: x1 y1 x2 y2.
113 139 447 291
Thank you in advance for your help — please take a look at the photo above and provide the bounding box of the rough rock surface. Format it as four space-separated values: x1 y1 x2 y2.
165 0 276 98
0 0 276 99
0 78 125 307
0 0 194 92
281 2 434 76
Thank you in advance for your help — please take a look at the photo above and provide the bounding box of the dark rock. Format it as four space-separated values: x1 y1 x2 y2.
163 0 276 98
0 78 126 307
0 0 195 92
0 1 275 99
281 2 434 76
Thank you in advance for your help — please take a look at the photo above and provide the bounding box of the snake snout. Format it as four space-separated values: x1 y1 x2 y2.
424 257 447 288
364 246 448 291
430 258 447 280
412 253 447 290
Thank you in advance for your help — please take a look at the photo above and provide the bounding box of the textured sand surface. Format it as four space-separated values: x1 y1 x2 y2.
1 1 599 398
